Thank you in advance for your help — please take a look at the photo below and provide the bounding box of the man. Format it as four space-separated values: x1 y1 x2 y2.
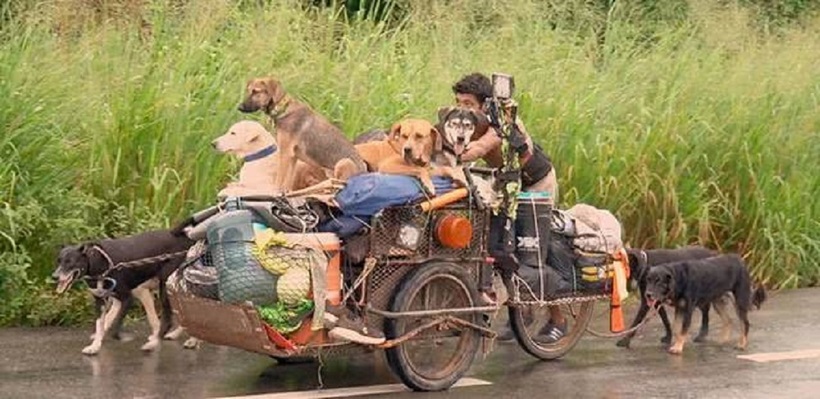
452 72 566 343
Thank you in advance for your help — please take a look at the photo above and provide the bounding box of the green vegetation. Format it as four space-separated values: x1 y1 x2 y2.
1 0 818 326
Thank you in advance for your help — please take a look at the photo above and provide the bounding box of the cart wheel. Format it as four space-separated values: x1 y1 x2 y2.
385 261 482 392
508 298 594 361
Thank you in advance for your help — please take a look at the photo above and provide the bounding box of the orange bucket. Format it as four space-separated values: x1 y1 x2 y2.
435 214 473 249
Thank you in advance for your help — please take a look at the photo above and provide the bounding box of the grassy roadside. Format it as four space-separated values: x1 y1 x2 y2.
1 0 817 326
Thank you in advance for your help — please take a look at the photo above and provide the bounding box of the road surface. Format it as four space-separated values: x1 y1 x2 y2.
1 288 818 399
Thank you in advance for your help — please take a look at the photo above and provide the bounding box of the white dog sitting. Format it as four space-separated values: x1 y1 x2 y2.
213 120 324 197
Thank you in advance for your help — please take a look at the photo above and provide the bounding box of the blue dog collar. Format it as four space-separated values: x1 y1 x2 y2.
243 145 277 162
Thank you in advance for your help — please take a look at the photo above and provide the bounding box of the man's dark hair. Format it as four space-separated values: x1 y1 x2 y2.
452 73 493 105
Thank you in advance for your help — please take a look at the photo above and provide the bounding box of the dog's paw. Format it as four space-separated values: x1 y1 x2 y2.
82 344 101 356
183 337 201 349
693 334 708 343
141 338 160 352
667 346 684 355
660 335 672 345
615 338 631 348
164 327 184 341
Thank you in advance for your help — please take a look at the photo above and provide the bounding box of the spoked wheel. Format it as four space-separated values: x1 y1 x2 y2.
385 262 482 391
505 272 595 360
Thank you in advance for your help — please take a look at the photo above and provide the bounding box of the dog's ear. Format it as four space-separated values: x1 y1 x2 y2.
437 106 454 124
626 251 639 282
389 122 402 142
470 109 490 139
626 249 648 283
246 123 263 143
264 78 285 104
432 125 443 153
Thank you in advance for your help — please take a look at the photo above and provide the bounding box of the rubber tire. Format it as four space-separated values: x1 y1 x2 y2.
385 261 482 391
509 299 594 361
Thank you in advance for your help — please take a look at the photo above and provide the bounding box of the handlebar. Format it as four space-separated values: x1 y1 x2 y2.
465 166 496 176
170 195 289 236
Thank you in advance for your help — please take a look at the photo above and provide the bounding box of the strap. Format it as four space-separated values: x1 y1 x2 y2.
243 145 277 162
89 245 115 270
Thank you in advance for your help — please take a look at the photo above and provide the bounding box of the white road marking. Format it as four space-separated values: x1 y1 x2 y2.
737 349 820 363
211 377 492 399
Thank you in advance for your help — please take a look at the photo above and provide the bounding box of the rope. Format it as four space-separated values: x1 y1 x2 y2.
316 346 325 390
109 250 190 271
584 304 659 339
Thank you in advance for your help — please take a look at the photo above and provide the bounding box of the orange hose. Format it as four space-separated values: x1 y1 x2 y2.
419 188 469 212
610 258 626 333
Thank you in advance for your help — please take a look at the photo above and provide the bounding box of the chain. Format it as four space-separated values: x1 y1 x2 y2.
584 305 660 339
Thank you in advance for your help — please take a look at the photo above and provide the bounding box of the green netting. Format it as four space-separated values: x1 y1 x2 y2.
212 241 279 305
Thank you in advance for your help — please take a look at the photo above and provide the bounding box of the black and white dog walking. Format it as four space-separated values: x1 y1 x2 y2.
53 229 194 355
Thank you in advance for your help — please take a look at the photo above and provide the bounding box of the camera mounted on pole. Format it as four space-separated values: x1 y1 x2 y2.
485 72 527 273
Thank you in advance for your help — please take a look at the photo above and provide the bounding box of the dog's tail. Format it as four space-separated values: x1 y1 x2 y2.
752 284 767 310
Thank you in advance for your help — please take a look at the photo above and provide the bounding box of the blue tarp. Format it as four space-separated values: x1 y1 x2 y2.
318 173 455 237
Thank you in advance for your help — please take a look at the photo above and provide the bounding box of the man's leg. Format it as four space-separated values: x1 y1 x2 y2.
525 170 567 342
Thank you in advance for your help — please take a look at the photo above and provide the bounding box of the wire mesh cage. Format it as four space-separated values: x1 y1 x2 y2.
369 203 489 260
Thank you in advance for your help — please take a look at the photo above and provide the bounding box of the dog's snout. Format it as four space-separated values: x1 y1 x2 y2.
211 140 218 149
50 271 59 281
237 101 257 113
403 147 412 155
456 136 466 143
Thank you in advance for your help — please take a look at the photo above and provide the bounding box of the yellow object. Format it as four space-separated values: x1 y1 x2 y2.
254 228 287 249
277 267 311 305
613 260 629 301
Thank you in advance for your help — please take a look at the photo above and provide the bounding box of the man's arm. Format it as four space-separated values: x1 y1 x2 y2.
461 126 502 162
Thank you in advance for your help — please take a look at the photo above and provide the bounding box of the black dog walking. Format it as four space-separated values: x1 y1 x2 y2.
53 229 194 355
644 253 767 354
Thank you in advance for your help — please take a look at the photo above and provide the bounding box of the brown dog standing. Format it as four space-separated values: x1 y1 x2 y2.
238 77 367 192
355 118 467 195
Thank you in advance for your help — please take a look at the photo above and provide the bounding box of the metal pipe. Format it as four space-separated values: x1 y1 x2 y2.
367 305 499 319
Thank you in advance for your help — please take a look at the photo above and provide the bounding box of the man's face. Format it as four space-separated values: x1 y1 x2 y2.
455 93 482 112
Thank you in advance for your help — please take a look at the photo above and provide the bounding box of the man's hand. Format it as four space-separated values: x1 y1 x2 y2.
462 129 502 162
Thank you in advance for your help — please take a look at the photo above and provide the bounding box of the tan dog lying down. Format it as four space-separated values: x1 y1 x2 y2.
213 121 325 197
355 118 466 195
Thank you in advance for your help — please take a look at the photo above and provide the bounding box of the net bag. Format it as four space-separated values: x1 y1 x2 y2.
207 209 278 305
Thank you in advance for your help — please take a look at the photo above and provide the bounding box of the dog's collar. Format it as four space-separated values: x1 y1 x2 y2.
243 145 277 162
88 245 115 276
270 96 291 120
439 140 462 164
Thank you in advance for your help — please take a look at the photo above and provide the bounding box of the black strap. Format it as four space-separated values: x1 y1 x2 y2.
521 144 553 188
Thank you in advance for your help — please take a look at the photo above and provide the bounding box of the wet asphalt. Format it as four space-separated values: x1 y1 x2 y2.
1 287 819 399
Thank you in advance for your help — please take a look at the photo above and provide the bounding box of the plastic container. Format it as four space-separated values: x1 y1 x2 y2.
514 192 553 268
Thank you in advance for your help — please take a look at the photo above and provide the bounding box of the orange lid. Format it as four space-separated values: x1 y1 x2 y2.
435 214 473 249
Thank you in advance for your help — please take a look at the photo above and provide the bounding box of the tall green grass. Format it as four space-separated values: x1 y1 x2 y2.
1 0 818 325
